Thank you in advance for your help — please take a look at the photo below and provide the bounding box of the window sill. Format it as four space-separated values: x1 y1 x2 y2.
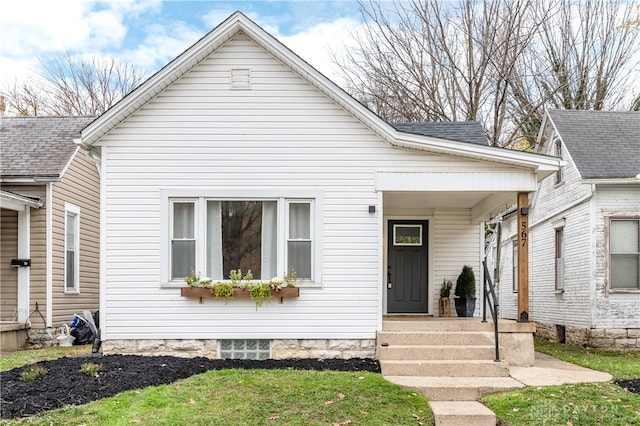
64 290 80 295
608 288 640 294
555 289 564 294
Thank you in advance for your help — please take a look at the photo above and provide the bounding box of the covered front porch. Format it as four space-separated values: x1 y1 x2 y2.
378 167 537 319
0 190 43 351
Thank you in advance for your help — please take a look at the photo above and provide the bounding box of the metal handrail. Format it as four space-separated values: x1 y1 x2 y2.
482 260 500 362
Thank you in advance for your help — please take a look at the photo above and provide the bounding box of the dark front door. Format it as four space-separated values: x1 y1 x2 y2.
387 220 429 313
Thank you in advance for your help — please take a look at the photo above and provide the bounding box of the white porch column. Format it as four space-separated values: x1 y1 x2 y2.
17 208 31 323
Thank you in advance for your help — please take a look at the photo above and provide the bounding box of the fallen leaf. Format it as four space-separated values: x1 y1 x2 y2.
566 422 574 426
189 398 196 404
129 420 141 424
359 410 368 415
269 415 279 421
338 393 346 400
325 400 334 405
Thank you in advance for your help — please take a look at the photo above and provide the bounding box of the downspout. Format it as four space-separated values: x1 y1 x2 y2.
46 183 53 327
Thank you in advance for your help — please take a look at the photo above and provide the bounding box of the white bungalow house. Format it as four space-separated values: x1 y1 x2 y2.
498 109 640 349
80 12 561 360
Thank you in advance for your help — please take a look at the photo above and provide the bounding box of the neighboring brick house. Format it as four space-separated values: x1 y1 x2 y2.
1 116 100 351
498 109 640 349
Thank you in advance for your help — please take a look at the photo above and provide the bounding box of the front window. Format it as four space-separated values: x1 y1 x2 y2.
207 200 277 280
287 201 312 279
65 204 80 293
170 198 313 282
610 219 640 289
171 201 196 280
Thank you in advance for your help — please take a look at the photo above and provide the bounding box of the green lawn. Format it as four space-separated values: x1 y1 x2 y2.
2 340 639 425
482 339 640 425
0 349 432 426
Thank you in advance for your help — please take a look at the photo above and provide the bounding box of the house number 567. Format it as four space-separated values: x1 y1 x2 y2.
521 221 528 247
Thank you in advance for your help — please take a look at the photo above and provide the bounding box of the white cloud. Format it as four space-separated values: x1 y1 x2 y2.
278 17 362 86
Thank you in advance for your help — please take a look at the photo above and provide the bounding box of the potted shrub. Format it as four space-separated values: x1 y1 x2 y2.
438 279 452 317
454 265 476 317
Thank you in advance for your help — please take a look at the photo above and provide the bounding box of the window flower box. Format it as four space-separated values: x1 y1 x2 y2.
180 286 300 304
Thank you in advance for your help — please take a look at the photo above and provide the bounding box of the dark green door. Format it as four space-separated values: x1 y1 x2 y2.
387 220 429 313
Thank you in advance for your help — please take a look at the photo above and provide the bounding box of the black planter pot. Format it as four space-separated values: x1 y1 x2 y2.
454 297 476 317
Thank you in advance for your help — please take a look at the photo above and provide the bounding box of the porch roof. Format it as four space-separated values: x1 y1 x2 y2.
0 190 43 211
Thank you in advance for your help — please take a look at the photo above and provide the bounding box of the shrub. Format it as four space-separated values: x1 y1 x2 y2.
454 265 476 298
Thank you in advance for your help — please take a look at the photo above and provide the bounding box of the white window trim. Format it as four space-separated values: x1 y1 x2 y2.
608 217 640 293
160 189 323 288
64 202 81 294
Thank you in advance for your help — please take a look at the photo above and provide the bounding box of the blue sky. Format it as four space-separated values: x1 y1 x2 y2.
0 0 366 89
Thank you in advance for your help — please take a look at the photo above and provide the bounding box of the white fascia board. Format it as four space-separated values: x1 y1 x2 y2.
0 190 43 210
585 178 640 185
391 133 565 171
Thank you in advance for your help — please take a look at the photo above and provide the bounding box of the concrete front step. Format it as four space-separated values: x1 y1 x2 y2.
377 331 494 346
383 318 536 333
378 344 500 361
380 360 510 377
429 401 496 426
385 375 525 401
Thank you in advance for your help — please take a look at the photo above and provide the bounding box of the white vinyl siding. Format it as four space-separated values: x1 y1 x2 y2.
65 203 80 293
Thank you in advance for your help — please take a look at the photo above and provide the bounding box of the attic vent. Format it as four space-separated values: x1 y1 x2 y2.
230 68 251 89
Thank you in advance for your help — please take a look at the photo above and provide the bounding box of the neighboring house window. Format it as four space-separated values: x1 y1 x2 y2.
512 240 518 293
169 198 314 282
65 203 81 293
610 218 640 289
554 139 563 184
555 226 565 291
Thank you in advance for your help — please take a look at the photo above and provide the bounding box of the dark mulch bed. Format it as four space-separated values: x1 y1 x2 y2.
615 379 640 394
0 354 380 419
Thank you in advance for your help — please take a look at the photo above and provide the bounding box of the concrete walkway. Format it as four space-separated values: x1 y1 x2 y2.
389 352 613 426
509 351 612 386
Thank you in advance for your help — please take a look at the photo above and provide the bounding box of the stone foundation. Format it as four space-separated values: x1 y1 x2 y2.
102 338 377 359
535 322 640 349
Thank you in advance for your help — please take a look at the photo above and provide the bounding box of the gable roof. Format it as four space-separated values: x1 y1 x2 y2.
546 109 640 179
0 116 96 181
393 122 488 145
81 11 561 175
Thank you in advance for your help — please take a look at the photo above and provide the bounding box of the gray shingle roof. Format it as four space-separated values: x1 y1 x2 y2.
548 109 640 179
0 116 96 179
392 121 488 146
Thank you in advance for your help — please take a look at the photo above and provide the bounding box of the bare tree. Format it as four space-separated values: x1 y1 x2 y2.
1 53 146 116
517 0 639 112
337 0 640 148
2 79 50 116
336 0 544 146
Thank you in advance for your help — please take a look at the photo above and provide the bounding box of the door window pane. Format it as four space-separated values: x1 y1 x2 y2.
394 225 422 246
